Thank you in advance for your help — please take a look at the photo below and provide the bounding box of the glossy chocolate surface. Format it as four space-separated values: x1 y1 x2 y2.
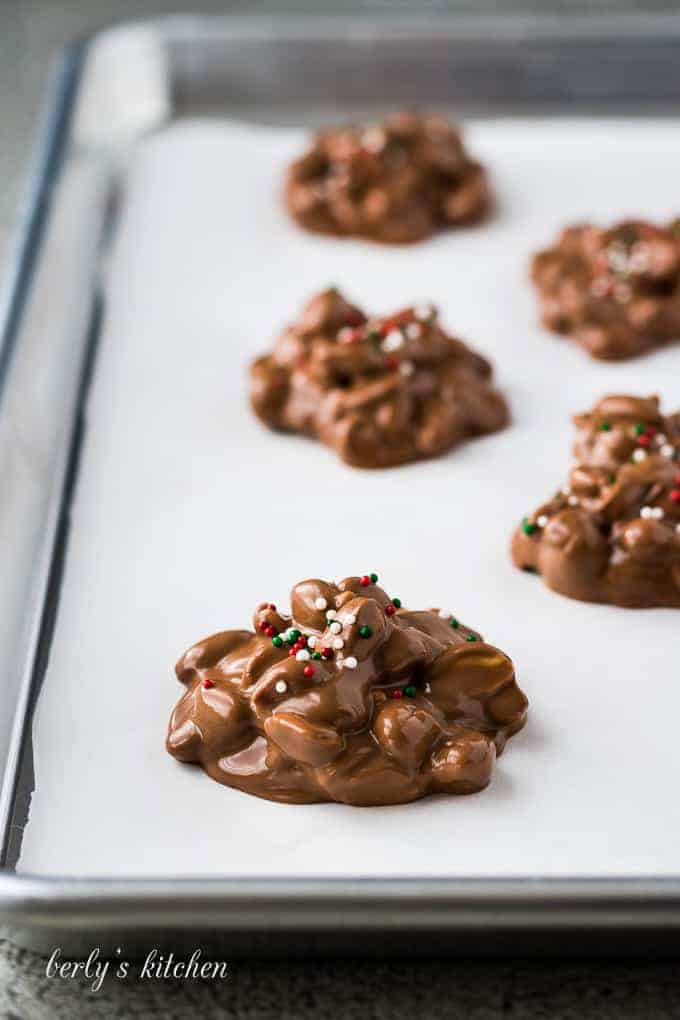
512 395 680 607
250 288 509 469
285 111 490 244
166 575 528 806
532 219 680 360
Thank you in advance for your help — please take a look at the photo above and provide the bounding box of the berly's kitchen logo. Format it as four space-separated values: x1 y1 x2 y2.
46 947 230 992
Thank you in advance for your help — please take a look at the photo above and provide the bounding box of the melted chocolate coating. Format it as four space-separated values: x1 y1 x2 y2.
531 219 680 360
512 395 680 607
166 576 528 806
285 111 491 244
250 288 509 469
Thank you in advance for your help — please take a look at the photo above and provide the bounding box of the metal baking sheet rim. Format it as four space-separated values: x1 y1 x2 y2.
3 14 680 945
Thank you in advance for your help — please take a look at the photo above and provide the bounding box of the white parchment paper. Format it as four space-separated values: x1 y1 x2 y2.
18 119 680 878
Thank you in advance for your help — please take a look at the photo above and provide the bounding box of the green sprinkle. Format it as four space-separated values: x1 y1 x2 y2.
312 651 322 661
359 625 373 639
635 423 646 436
392 597 402 609
404 685 417 697
287 629 300 642
521 516 536 536
600 421 612 432
272 636 283 648
466 635 478 642
370 573 378 583
450 618 459 629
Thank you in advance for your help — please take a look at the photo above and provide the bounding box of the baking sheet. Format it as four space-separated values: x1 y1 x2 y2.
18 118 680 878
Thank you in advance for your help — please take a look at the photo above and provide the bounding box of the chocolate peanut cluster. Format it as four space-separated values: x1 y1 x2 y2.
531 220 680 360
285 111 491 244
512 395 680 607
166 574 528 806
250 288 509 469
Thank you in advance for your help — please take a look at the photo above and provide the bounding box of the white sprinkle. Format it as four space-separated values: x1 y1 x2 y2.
296 649 310 662
661 444 675 459
314 597 328 611
381 330 404 352
629 245 649 272
633 449 648 463
332 637 344 650
329 621 342 635
414 304 434 321
652 507 665 520
424 682 432 694
326 608 337 620
607 245 628 273
655 434 667 446
405 322 422 340
537 515 549 528
343 656 358 670
307 635 317 649
337 326 355 344
640 506 654 519
438 610 450 620
590 278 610 299
345 614 356 626
568 495 580 506
361 126 386 153
275 680 287 694
399 360 415 377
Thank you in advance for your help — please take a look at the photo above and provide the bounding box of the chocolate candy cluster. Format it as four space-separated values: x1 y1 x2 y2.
167 574 528 805
513 395 680 607
285 111 491 244
531 220 680 360
250 288 508 469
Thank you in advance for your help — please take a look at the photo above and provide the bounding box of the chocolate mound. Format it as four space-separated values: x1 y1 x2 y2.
166 574 528 806
250 288 509 469
512 395 680 607
531 219 680 360
285 111 491 244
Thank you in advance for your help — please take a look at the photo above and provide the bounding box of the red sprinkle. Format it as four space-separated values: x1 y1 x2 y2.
359 575 371 587
638 434 651 447
303 665 315 678
670 489 680 503
346 309 364 327
202 678 215 689
288 648 297 657
391 689 404 699
385 604 396 616
321 647 333 659
258 620 268 633
265 626 276 637
385 356 400 372
268 603 276 611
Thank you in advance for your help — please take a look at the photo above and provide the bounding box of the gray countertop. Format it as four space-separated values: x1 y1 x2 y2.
2 2 680 1016
2 938 680 1019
